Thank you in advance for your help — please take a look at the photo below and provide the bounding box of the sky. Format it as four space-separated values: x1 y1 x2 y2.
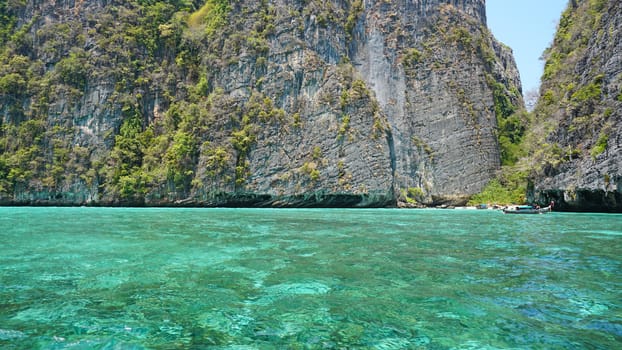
486 0 568 97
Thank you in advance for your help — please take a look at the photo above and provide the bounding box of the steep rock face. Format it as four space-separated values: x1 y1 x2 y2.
163 0 396 207
0 0 123 204
0 0 521 207
353 1 521 205
531 0 621 212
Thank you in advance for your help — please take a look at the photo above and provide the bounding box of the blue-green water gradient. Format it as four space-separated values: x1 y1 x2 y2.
1 208 621 349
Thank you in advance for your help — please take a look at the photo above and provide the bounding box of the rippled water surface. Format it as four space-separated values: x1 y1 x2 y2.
1 207 621 349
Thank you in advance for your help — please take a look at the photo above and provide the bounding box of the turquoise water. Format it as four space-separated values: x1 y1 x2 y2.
1 208 621 349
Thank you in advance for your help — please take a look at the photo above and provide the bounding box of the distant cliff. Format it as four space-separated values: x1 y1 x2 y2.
529 0 621 212
0 0 522 207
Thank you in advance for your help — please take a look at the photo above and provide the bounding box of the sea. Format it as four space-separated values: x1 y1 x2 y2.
1 207 621 349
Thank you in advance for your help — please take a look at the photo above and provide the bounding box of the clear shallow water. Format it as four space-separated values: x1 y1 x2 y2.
1 208 621 349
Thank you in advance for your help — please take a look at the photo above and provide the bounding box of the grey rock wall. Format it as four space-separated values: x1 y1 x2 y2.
0 0 522 207
352 0 520 205
532 0 621 212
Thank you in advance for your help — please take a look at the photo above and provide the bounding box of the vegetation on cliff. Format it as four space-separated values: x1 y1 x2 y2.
530 0 615 170
528 0 621 211
471 0 621 210
1 0 195 202
0 0 525 206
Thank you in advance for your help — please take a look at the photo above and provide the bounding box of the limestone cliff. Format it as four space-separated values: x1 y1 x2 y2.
0 0 522 207
530 0 621 212
353 1 521 205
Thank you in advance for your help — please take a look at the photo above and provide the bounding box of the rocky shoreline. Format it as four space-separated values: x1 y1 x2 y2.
2 190 620 212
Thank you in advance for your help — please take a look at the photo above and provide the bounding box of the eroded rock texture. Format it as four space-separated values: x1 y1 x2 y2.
531 0 621 212
0 0 521 207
